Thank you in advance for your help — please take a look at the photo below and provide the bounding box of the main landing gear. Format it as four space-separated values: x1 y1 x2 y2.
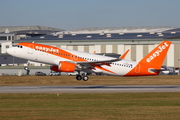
76 72 89 81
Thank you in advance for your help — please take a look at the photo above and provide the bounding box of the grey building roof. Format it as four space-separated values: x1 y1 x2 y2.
0 26 64 33
15 26 180 43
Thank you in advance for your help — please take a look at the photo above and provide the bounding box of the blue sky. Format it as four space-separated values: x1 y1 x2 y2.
0 0 180 30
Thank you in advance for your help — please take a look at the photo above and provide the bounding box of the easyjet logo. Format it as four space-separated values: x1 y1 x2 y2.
146 42 169 62
35 46 59 53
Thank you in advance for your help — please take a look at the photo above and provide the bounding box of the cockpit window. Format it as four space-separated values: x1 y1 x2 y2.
12 45 23 48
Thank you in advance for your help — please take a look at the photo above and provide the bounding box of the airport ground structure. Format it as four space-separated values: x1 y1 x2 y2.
1 26 180 68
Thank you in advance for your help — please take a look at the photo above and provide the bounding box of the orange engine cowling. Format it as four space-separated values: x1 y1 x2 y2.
50 61 76 72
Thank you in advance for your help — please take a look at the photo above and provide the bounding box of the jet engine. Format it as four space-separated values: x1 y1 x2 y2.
50 61 76 72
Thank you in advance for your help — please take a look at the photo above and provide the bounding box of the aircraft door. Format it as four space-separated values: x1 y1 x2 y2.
28 44 34 54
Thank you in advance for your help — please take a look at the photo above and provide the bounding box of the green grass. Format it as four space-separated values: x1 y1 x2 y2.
0 93 180 120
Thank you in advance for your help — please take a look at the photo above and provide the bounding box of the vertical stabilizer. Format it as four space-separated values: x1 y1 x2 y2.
124 41 172 76
139 41 172 68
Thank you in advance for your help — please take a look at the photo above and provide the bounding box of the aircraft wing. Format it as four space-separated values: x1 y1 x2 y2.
76 58 120 64
73 58 121 70
70 49 128 69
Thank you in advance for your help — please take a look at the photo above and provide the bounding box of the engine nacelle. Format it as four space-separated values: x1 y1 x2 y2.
50 61 76 72
50 65 59 72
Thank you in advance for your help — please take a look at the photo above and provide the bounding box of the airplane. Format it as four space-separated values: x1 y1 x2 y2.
6 41 172 81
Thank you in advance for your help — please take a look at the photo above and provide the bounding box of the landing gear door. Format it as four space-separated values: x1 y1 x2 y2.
28 44 34 54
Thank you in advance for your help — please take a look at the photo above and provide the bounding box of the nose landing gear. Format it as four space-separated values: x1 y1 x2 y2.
24 66 30 75
24 61 30 75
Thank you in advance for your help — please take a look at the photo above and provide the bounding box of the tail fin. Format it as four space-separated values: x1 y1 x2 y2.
124 41 172 76
140 41 172 68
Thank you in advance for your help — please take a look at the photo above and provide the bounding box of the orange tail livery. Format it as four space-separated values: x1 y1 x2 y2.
124 41 171 76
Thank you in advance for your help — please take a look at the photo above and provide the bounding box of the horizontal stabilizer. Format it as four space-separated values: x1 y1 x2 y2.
149 68 169 72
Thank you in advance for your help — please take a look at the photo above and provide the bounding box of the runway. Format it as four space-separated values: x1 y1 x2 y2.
0 85 180 93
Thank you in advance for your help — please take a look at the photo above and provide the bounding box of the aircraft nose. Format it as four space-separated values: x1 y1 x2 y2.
6 48 13 55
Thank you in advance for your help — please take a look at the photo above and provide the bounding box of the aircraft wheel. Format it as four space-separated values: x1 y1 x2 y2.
76 75 82 80
24 66 29 71
83 76 89 81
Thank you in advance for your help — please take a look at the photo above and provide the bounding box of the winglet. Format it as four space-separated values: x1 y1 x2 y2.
119 49 130 59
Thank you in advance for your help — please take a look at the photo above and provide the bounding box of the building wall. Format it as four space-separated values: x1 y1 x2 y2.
136 45 143 61
1 42 12 53
131 45 136 61
174 44 180 67
167 44 174 67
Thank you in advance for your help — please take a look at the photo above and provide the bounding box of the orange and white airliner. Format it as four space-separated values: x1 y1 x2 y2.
7 41 171 81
